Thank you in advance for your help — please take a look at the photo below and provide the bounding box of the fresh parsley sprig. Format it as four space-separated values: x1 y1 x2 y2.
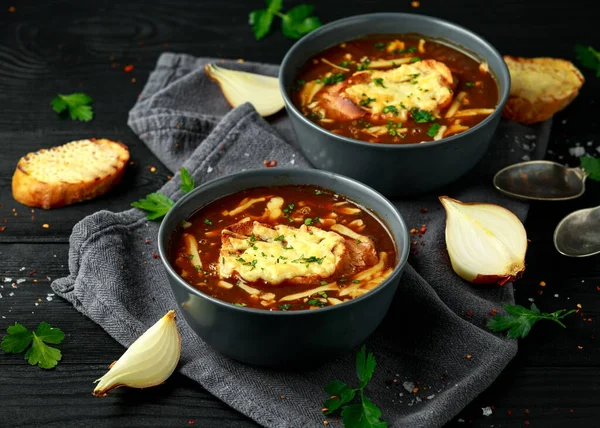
249 1 321 41
575 44 600 77
323 346 387 427
131 167 196 221
1 322 65 369
580 155 600 181
487 303 576 339
51 93 94 122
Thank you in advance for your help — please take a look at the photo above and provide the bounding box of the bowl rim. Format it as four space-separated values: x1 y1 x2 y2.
158 167 410 316
279 12 511 150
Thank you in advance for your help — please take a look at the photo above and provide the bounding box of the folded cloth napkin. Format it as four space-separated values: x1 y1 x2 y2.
52 53 551 428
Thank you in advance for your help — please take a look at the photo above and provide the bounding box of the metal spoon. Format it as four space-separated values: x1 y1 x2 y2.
553 205 600 257
493 160 587 201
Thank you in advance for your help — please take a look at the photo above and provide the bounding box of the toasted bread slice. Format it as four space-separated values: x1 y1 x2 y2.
502 56 584 124
12 138 129 209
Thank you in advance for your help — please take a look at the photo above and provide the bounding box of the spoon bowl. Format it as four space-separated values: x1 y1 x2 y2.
493 161 587 201
554 205 600 257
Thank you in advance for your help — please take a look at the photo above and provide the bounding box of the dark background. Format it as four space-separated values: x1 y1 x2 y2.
1 0 599 426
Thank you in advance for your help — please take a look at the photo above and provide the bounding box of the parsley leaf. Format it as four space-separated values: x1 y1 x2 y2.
281 4 322 39
1 323 33 353
487 303 576 339
427 123 441 137
180 167 195 193
132 167 195 221
51 93 94 122
323 346 386 426
373 78 386 88
575 44 600 77
131 193 175 221
580 155 600 181
249 1 321 40
1 322 64 369
411 108 435 123
382 105 398 115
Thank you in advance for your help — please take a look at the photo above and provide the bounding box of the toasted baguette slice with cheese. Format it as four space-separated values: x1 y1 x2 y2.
12 138 129 209
502 56 584 124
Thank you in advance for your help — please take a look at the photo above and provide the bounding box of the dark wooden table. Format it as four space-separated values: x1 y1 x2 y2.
1 1 599 426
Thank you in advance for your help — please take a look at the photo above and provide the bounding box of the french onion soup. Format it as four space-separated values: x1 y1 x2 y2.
170 185 397 311
291 34 498 144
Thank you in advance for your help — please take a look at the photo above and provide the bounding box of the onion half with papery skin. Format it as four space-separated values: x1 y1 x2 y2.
439 196 527 285
93 310 181 396
205 64 284 116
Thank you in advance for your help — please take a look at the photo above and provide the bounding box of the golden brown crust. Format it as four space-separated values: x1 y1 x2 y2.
502 56 584 124
12 138 130 209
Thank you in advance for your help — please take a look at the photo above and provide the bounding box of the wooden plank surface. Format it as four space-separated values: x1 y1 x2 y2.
1 0 599 427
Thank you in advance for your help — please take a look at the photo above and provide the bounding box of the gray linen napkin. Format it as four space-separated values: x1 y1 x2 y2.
52 53 551 428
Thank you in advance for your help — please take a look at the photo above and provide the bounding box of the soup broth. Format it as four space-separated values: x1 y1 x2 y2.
170 185 397 311
291 34 498 144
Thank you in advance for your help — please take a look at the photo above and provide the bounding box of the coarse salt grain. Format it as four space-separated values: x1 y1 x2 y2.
19 267 25 271
568 146 586 157
207 166 213 173
3 278 11 282
9 292 14 297
427 394 435 400
521 154 531 161
16 278 26 284
403 381 415 392
528 297 534 302
554 294 559 298
482 406 493 416
46 296 53 301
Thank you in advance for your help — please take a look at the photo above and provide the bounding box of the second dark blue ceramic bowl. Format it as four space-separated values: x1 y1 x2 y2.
279 13 510 197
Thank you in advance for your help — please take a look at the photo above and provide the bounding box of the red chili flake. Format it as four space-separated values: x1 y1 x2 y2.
412 387 419 393
465 311 473 317
410 228 419 234
0 226 5 232
507 410 512 415
145 239 150 245
8 6 16 12
537 289 544 295
539 281 546 287
124 64 134 72
2 218 6 223
570 409 575 413
489 309 498 316
120 266 124 270
525 421 530 425
587 318 592 323
29 270 37 276
597 286 600 291
576 303 582 309
151 251 160 260
42 223 49 229
129 161 135 165
323 421 329 426
263 160 277 168
31 215 35 221
466 354 472 360
131 78 137 83
411 1 420 7
420 207 428 213
419 225 427 234
440 375 448 382
281 395 286 399
577 345 583 349
188 421 195 425
524 408 530 414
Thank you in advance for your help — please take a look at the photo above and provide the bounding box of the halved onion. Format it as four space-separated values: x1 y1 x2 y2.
205 64 284 116
439 196 527 285
93 310 181 396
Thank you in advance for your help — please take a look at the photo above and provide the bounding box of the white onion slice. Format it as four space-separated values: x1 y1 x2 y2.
205 64 284 117
93 310 181 396
439 196 527 285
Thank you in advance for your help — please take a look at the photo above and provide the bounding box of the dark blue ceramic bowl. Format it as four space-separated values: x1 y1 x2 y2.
279 13 510 197
158 168 409 367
